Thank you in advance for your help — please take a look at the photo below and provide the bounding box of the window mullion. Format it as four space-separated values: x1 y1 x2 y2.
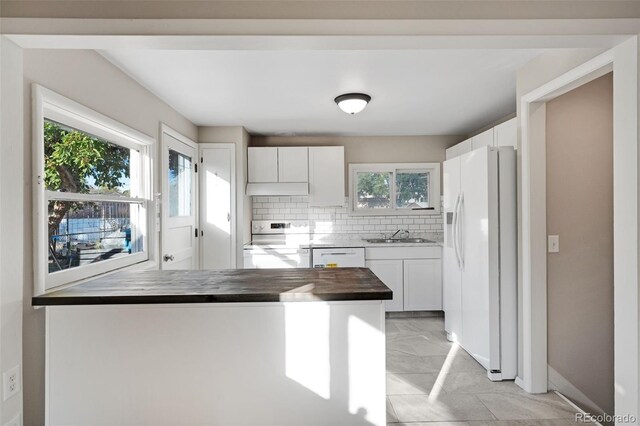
390 170 397 210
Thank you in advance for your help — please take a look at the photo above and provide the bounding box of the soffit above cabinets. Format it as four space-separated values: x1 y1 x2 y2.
100 49 541 136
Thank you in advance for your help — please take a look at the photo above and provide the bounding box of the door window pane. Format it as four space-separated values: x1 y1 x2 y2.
356 172 392 209
396 171 430 209
168 149 192 217
44 120 133 196
48 200 143 273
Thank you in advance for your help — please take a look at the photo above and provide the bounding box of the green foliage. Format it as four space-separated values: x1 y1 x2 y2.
44 120 130 193
395 172 429 207
357 171 429 209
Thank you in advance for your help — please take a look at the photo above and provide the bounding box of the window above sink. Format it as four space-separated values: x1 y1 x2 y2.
348 162 441 216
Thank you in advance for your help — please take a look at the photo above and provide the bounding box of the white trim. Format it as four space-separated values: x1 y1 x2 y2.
519 38 639 423
553 391 604 426
45 191 146 204
548 365 607 418
32 84 154 295
38 85 154 149
348 162 441 215
198 143 237 269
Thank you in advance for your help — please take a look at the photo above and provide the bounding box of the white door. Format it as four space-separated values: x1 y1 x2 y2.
459 147 491 368
366 259 404 312
161 127 198 270
443 157 462 341
404 259 442 311
200 145 235 270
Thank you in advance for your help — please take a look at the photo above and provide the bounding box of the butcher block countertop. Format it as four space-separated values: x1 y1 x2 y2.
32 267 392 306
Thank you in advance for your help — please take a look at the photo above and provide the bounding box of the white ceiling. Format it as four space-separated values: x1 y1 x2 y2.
101 49 541 136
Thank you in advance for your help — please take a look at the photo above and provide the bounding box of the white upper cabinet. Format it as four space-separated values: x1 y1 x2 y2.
248 147 278 183
309 146 345 207
446 137 473 160
277 147 308 182
248 147 309 184
472 128 494 150
447 117 517 160
494 117 517 148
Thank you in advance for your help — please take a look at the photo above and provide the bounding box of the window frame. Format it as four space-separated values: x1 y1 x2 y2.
33 84 154 294
348 162 441 216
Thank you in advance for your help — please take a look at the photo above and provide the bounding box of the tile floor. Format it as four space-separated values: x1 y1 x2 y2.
385 316 590 425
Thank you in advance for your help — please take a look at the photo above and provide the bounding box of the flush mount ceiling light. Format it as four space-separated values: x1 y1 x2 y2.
334 93 371 115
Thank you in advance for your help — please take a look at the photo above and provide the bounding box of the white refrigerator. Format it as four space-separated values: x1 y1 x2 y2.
443 146 517 381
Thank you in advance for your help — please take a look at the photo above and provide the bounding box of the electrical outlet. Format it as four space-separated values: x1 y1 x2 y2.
4 413 20 426
3 365 20 401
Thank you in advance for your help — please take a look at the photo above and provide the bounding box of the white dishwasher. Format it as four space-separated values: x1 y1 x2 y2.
311 247 365 268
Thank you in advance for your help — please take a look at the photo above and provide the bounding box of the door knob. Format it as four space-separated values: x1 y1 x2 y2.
163 254 174 262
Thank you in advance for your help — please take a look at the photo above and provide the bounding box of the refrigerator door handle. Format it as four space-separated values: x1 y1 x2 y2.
453 193 462 269
458 192 465 270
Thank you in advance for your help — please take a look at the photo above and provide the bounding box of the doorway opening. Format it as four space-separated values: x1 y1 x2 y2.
545 72 614 420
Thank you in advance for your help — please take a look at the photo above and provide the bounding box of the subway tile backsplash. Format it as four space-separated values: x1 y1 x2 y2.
251 196 444 240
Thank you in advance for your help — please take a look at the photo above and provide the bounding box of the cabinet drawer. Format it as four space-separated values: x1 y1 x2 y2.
365 246 441 260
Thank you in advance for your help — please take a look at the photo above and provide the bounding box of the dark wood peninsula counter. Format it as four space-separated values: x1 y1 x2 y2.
33 267 392 306
38 267 390 426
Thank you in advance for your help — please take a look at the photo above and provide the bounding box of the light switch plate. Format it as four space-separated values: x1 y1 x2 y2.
548 235 560 253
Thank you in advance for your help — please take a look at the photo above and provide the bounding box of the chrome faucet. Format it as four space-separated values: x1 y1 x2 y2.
389 229 410 240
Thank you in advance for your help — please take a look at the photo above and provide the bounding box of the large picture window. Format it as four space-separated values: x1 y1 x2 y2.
349 163 440 215
33 85 153 292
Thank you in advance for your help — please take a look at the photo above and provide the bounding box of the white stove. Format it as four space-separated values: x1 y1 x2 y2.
243 221 312 269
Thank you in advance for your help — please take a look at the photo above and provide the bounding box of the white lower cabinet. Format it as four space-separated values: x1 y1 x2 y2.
365 246 442 312
403 259 442 311
366 260 404 312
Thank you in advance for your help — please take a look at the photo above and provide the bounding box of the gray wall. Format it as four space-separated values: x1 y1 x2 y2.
22 49 197 426
546 73 614 415
0 37 25 425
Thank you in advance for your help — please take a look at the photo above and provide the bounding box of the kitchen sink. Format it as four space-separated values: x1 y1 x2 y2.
364 238 434 244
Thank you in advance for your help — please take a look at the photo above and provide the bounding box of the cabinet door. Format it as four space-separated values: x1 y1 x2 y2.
248 147 278 183
366 260 404 312
494 117 517 148
472 128 494 150
445 144 458 160
278 147 308 182
457 138 473 157
403 259 442 311
308 146 345 207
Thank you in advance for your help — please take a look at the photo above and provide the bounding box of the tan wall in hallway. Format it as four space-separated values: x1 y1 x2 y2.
546 72 613 415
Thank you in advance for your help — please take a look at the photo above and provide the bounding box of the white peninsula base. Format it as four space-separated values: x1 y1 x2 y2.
45 300 386 426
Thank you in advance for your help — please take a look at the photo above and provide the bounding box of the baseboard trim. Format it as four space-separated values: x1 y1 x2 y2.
548 365 608 421
554 391 603 426
515 376 525 390
386 311 444 319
